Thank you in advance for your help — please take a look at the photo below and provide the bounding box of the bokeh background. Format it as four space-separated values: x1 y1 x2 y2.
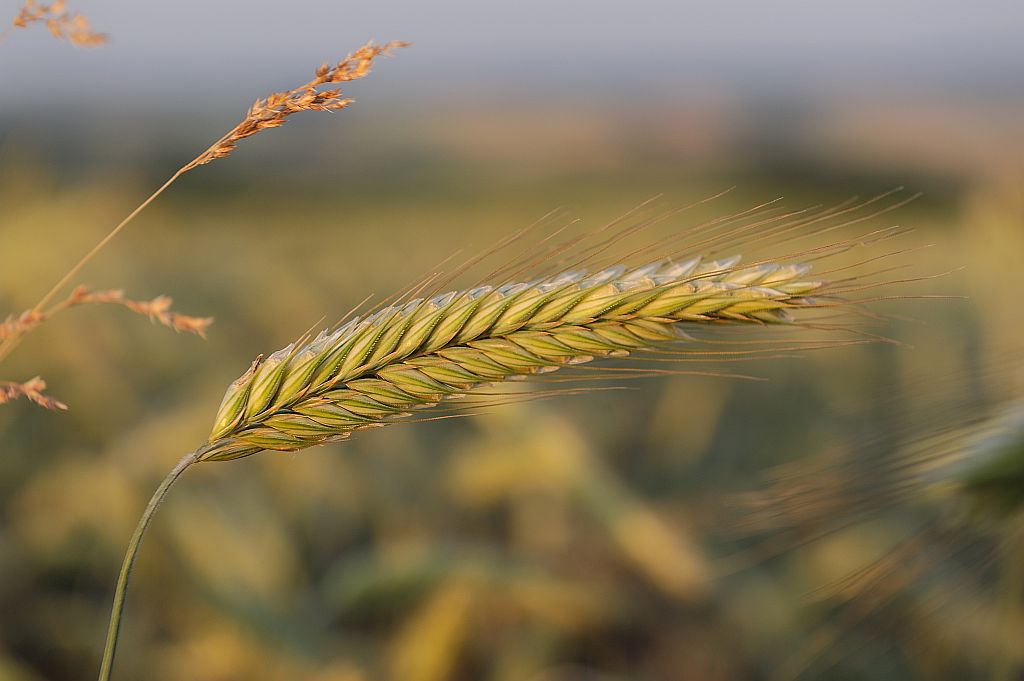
2 1 1023 679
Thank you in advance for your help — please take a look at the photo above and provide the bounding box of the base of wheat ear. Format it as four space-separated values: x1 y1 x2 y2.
197 254 835 461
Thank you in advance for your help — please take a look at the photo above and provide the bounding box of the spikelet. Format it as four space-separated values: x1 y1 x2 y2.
197 256 827 461
0 376 67 410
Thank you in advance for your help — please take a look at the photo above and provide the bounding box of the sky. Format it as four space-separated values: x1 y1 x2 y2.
2 0 1023 113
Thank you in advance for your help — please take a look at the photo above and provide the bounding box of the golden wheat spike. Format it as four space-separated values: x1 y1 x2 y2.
199 255 828 460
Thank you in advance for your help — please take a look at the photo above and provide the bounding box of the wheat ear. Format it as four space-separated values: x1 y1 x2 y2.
197 256 829 460
96 245 861 679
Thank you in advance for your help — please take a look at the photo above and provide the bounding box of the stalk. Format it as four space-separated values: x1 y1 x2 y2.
97 450 199 681
0 169 186 365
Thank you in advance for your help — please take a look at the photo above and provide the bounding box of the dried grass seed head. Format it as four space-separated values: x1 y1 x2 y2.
189 40 409 168
0 376 67 410
12 0 106 46
0 286 212 410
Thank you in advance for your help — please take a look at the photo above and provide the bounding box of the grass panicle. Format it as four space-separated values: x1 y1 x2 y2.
0 40 404 407
0 286 212 410
0 285 213 343
9 0 106 46
0 40 402 347
187 40 409 169
0 376 67 410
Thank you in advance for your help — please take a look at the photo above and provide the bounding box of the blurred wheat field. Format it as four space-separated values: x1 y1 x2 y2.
2 67 1024 681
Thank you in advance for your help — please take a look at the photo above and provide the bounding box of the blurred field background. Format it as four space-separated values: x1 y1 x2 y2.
2 1 1023 680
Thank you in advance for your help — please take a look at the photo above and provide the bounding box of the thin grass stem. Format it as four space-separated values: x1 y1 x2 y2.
97 450 199 681
0 168 186 365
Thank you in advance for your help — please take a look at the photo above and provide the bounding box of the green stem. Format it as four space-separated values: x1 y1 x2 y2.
97 450 199 681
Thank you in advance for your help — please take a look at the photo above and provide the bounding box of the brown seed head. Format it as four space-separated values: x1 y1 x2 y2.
119 294 214 338
12 0 106 47
0 310 47 341
1 286 212 409
188 40 409 169
0 376 67 410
